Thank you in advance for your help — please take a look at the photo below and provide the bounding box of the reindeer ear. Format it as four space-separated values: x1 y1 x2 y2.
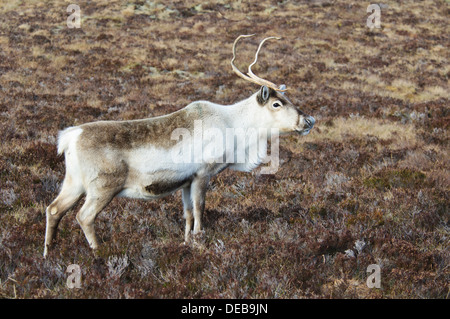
279 84 286 94
260 86 270 103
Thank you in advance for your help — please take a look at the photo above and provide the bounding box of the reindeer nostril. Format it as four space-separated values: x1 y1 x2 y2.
305 116 315 128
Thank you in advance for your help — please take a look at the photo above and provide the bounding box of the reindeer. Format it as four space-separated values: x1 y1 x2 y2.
43 34 315 257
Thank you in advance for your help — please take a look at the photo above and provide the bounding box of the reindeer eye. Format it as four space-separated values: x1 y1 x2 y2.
272 101 282 108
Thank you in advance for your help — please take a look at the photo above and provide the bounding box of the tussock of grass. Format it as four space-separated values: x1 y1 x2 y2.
302 116 419 150
363 168 426 190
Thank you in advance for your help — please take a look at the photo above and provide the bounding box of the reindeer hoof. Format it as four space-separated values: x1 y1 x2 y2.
191 230 206 247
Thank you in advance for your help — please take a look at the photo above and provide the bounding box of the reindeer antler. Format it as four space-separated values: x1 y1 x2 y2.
231 34 287 92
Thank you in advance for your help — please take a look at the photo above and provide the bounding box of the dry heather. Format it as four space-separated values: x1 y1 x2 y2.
0 0 448 298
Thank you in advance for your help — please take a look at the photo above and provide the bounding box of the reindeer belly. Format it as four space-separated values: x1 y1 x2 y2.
119 168 194 200
143 178 192 197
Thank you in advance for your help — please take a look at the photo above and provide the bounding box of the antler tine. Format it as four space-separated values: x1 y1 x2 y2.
231 34 264 87
247 36 287 92
231 34 287 92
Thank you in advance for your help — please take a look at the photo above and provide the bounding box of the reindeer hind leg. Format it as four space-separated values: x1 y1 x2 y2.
44 175 84 257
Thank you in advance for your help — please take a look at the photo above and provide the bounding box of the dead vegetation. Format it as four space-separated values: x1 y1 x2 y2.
0 0 448 298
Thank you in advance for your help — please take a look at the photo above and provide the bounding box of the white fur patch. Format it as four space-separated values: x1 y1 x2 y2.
57 127 82 155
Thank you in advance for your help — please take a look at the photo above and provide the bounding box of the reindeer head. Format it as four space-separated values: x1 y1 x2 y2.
231 34 315 136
